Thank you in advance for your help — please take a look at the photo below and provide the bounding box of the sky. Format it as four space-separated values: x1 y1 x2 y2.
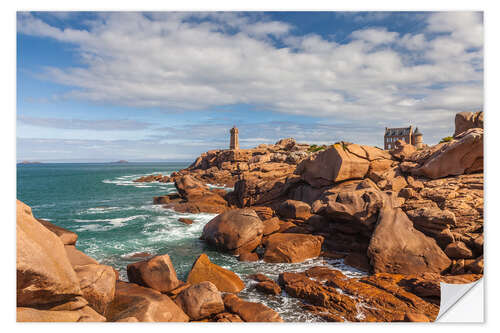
16 11 483 162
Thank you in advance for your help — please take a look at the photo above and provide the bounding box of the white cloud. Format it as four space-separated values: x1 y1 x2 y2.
427 12 483 48
17 12 483 131
350 27 398 45
399 33 426 51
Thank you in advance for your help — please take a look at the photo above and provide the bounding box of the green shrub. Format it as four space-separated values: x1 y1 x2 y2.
307 144 327 152
439 136 454 144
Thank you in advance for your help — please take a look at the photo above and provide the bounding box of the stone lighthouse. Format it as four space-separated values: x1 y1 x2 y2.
413 127 424 149
229 126 239 150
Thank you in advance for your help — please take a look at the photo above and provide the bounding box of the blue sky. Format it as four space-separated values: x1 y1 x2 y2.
17 11 483 162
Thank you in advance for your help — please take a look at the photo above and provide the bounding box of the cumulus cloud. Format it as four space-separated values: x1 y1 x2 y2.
17 11 483 151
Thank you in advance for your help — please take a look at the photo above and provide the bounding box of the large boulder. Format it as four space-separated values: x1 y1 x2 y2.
37 219 78 245
127 254 181 293
17 200 82 307
174 282 224 320
74 264 116 315
367 196 451 275
187 254 245 293
454 111 483 137
201 209 264 254
222 294 283 322
296 143 371 187
412 128 483 179
106 281 189 322
263 233 324 263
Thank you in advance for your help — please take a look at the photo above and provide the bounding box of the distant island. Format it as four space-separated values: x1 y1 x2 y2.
110 160 129 163
17 161 42 165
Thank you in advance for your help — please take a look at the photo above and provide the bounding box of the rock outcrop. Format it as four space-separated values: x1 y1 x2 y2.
411 128 483 179
17 200 82 308
454 111 483 137
278 266 445 322
367 196 451 274
163 175 230 214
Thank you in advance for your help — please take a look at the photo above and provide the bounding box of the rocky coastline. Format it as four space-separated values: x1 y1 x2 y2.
17 111 483 322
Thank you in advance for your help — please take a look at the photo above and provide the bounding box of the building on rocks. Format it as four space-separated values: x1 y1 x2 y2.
230 126 239 150
384 126 424 150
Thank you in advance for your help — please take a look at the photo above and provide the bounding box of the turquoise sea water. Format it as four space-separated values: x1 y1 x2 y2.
17 162 365 322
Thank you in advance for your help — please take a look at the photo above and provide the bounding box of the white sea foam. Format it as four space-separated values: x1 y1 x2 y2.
77 206 137 215
102 171 174 188
73 215 147 231
141 211 216 243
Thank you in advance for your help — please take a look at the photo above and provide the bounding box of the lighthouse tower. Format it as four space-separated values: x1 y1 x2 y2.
413 127 424 149
230 126 239 150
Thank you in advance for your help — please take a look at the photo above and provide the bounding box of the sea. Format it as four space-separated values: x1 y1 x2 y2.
17 162 366 322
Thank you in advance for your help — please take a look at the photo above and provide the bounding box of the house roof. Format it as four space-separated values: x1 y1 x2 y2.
385 126 412 136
